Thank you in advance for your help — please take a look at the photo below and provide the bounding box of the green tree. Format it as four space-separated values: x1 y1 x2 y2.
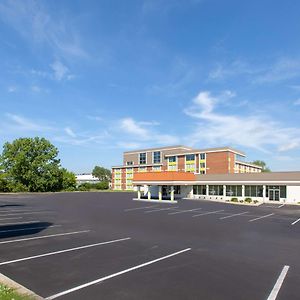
252 160 271 172
92 166 111 181
0 137 62 192
60 168 77 191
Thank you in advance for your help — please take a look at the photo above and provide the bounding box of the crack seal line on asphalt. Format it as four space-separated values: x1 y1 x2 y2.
45 247 192 300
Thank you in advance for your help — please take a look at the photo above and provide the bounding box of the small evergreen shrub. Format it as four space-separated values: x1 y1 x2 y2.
244 198 252 203
231 197 238 202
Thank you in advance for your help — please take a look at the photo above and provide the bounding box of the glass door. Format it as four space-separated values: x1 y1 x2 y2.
269 189 280 201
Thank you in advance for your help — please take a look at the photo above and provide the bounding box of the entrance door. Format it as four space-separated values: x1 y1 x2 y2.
269 189 280 201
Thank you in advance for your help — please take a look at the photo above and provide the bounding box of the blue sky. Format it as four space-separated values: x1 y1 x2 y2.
1 0 300 173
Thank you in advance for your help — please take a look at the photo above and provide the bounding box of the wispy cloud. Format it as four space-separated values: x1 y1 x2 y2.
0 0 87 60
255 58 300 83
64 127 77 138
50 60 70 81
208 57 300 84
5 113 51 132
293 98 300 105
7 85 17 93
119 117 179 147
184 91 300 152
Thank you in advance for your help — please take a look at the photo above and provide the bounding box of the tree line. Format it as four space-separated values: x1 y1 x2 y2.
0 137 111 193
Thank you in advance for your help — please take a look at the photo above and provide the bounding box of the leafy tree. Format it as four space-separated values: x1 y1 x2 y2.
60 168 77 191
0 137 62 192
92 166 111 182
252 160 271 172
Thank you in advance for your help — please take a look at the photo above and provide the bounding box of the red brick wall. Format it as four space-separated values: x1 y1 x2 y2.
178 156 185 172
206 151 232 174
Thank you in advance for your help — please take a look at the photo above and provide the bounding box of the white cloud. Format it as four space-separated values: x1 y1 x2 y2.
120 118 149 138
294 99 300 105
50 60 69 81
64 127 76 138
8 86 17 93
184 91 300 152
0 0 87 60
119 117 179 145
255 58 300 83
31 85 41 93
5 113 51 131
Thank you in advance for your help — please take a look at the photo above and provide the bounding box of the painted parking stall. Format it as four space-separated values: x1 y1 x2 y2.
0 193 299 300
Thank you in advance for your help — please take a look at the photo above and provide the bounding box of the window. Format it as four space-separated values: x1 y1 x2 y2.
152 166 161 172
280 186 286 198
126 161 133 165
138 167 147 172
185 154 195 172
169 156 176 163
193 185 206 195
200 170 205 174
209 185 223 196
186 154 195 161
168 156 177 171
200 163 206 168
245 185 264 197
226 185 242 197
153 151 161 164
126 168 133 178
139 152 146 164
200 153 206 160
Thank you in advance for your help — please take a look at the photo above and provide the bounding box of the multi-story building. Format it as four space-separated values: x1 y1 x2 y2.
111 145 262 190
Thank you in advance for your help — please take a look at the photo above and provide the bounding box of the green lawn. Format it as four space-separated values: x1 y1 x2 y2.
0 284 34 300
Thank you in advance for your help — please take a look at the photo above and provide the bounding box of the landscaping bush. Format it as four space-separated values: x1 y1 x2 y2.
230 197 238 202
244 197 252 203
239 200 244 203
253 200 259 204
94 181 109 190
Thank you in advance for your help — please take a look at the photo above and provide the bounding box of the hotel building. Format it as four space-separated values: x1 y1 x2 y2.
111 145 300 204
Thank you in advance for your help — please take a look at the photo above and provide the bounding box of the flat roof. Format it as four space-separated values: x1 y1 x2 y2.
164 147 246 157
123 145 192 154
195 172 300 182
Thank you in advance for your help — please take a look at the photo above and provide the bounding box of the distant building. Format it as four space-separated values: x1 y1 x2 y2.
75 174 99 185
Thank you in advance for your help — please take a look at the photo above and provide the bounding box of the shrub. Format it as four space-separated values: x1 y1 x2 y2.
239 200 244 203
253 200 259 204
231 197 238 202
94 181 109 190
244 197 252 203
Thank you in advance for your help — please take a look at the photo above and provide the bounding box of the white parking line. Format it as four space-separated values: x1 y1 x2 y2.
45 247 191 300
0 230 90 245
192 210 224 218
278 204 285 208
168 208 202 215
0 224 61 234
144 206 179 213
249 213 274 222
0 220 41 226
0 217 23 221
124 205 158 212
291 217 300 226
219 211 249 220
0 237 131 266
267 265 290 300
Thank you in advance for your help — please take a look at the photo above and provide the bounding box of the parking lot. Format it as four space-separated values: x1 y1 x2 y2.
0 192 299 300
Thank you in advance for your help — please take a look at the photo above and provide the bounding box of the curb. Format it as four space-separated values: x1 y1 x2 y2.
133 198 178 204
0 272 44 299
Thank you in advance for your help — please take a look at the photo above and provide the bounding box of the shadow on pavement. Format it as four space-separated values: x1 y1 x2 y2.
0 221 53 239
0 204 25 208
